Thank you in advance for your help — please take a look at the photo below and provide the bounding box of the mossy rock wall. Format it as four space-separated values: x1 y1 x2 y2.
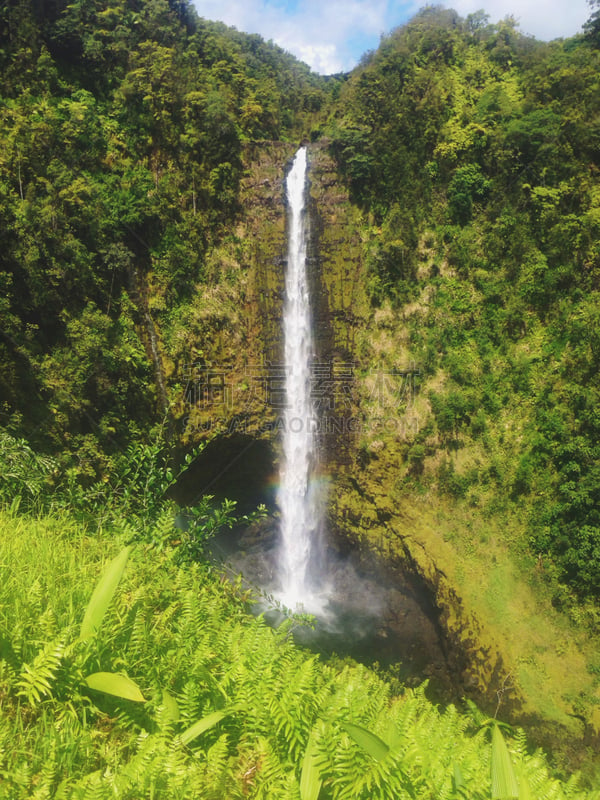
161 139 598 771
166 141 295 444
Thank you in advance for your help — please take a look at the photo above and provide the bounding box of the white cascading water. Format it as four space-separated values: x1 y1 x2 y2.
277 146 323 611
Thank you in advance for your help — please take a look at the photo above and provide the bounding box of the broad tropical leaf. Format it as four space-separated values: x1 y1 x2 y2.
340 721 390 761
80 546 131 639
452 762 465 796
180 709 229 745
300 732 322 800
84 671 146 702
515 763 532 800
491 724 519 799
162 688 181 722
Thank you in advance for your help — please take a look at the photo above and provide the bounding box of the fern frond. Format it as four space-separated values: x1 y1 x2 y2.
30 740 57 800
247 736 295 800
36 605 59 644
177 680 204 725
512 726 529 758
202 733 233 795
125 604 149 662
78 772 112 800
16 638 65 706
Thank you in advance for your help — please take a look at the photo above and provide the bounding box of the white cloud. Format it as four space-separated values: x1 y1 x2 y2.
293 43 340 75
450 0 590 41
191 0 592 74
193 0 394 73
278 0 394 72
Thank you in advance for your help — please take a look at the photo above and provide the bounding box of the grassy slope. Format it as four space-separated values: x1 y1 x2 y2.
405 499 599 754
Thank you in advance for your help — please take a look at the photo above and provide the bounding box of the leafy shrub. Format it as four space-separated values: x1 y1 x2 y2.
447 164 491 225
0 429 57 511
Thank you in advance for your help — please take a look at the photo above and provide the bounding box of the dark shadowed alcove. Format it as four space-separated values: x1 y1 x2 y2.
170 433 278 514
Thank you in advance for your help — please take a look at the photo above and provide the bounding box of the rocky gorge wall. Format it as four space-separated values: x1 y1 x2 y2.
306 146 508 708
169 140 598 770
175 140 505 696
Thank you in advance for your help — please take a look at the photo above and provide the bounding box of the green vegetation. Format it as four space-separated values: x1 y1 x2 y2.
1 506 598 798
327 6 600 606
0 0 336 478
2 0 600 792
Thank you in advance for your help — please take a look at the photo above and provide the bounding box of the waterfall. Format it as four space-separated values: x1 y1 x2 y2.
277 146 324 611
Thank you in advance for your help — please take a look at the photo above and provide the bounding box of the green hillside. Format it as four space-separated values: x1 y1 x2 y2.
326 6 600 603
0 0 333 476
321 7 600 769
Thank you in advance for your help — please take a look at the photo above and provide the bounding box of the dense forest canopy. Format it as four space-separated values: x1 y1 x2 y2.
0 0 334 477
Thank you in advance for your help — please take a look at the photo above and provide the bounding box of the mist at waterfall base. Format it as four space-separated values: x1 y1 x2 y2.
209 518 451 694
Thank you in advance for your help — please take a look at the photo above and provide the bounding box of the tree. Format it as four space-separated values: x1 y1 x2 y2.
447 163 491 224
584 0 600 45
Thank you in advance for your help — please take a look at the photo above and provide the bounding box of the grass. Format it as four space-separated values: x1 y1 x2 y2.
0 510 115 635
396 493 600 775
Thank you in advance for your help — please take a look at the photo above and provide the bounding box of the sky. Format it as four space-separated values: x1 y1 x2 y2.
191 0 592 74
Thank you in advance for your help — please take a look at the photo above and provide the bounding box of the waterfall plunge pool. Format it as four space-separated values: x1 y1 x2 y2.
207 516 456 704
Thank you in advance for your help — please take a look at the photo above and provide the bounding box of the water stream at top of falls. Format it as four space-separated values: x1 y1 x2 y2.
277 146 326 612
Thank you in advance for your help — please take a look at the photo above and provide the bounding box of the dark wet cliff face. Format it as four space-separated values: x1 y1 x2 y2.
305 145 367 468
170 433 278 514
170 142 292 445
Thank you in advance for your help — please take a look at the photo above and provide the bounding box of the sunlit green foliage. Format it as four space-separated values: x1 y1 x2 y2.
0 510 596 799
327 6 600 601
2 0 600 791
0 0 335 482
